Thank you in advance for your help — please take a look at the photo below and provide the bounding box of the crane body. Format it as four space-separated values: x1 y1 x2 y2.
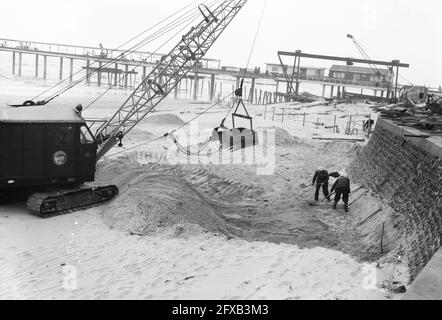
0 0 249 217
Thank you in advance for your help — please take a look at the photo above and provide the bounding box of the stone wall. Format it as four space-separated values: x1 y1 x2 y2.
349 118 442 281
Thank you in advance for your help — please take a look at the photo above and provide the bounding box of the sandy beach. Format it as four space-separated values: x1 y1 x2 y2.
0 78 407 300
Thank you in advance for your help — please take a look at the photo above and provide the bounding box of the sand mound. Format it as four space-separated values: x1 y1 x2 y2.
96 160 257 236
142 113 186 126
103 173 235 235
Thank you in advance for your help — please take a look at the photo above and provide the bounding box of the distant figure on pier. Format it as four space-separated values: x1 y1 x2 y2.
312 167 331 202
331 175 351 212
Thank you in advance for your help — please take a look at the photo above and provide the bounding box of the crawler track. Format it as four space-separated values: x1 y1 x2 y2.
26 185 119 218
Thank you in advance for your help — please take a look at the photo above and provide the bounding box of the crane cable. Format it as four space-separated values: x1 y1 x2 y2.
83 0 218 111
349 36 414 86
221 0 267 126
31 0 209 103
172 0 269 156
31 0 202 102
54 2 209 103
101 0 268 159
244 0 267 74
102 91 233 159
44 1 210 103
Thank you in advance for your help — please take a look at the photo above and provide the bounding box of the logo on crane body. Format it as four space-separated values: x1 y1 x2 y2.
53 151 68 166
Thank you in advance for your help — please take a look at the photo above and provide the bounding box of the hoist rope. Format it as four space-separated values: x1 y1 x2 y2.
44 1 210 104
83 1 218 111
102 91 233 159
30 0 210 103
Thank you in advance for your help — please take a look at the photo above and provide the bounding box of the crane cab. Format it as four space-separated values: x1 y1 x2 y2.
0 105 97 190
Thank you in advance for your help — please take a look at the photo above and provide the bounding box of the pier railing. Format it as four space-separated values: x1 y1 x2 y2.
0 37 220 69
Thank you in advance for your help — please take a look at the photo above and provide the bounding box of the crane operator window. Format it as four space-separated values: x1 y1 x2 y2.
54 126 73 145
80 125 94 145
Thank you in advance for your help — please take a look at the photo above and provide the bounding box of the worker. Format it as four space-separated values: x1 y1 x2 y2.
331 175 351 212
312 167 331 202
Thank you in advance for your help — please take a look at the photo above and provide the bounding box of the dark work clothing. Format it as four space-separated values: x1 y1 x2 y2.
334 188 349 205
312 170 330 201
331 176 351 194
312 170 329 185
331 177 351 207
315 182 330 201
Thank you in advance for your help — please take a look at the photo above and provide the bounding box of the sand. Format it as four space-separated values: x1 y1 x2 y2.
0 207 390 300
0 79 405 300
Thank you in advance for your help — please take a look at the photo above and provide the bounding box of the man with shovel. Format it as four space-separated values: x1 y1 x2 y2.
312 167 331 202
331 175 351 212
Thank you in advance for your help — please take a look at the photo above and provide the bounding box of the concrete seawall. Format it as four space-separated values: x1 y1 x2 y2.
349 118 442 282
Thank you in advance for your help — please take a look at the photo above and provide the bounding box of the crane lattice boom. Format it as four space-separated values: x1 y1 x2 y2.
96 0 248 159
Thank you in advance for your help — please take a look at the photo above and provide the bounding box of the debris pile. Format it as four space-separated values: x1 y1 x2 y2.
370 95 442 134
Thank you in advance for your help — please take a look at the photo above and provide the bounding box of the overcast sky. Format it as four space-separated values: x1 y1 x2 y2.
1 0 441 86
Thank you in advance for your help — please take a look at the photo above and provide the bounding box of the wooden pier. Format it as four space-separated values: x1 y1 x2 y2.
0 37 407 103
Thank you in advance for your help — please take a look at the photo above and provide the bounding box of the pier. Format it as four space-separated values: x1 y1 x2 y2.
1 37 408 103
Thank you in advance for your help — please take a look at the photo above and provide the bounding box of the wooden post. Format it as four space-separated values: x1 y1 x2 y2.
86 60 90 85
174 80 179 99
303 113 306 127
59 57 63 80
394 65 399 100
124 65 129 88
98 62 102 87
210 73 215 101
333 115 337 133
35 54 39 77
193 73 199 100
295 52 301 95
316 117 319 129
18 52 22 76
281 108 285 123
349 115 352 135
114 63 119 86
69 58 74 82
43 55 47 80
346 115 352 135
12 52 15 75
